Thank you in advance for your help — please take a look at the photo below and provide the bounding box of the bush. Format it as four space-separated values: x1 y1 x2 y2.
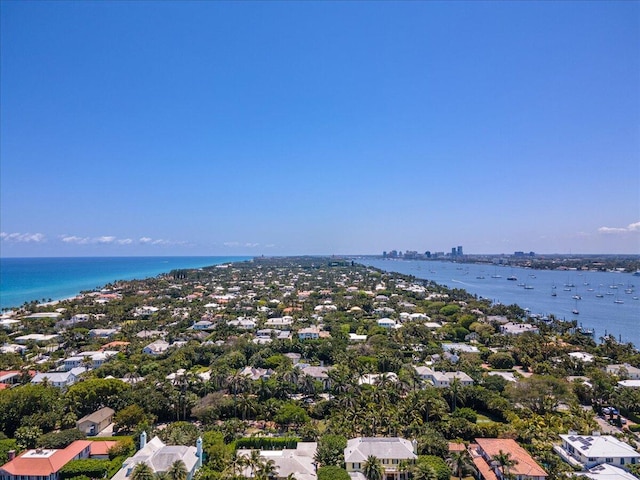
418 455 451 480
0 439 17 465
487 352 515 370
38 429 86 449
318 466 351 480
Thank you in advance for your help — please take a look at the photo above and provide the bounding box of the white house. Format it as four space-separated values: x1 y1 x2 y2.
31 367 86 389
111 432 202 480
500 322 540 335
237 442 317 480
143 339 171 355
576 463 640 480
606 364 640 380
556 434 640 469
344 437 416 480
191 320 215 331
265 317 295 329
377 318 397 329
414 366 474 388
133 306 159 317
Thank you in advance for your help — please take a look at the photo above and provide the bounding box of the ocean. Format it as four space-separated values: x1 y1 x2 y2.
357 258 640 347
0 256 251 310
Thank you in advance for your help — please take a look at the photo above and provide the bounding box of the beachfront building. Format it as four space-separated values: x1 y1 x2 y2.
344 437 417 480
470 438 547 480
112 432 202 480
555 434 640 469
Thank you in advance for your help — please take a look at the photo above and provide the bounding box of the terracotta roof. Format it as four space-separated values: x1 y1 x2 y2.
449 442 466 452
0 440 91 476
475 438 547 478
90 441 119 456
473 456 499 480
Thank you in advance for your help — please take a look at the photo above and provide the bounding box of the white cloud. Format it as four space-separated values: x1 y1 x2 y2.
598 221 640 235
97 236 116 244
118 238 133 245
224 241 240 247
139 237 153 244
61 235 90 244
0 232 46 243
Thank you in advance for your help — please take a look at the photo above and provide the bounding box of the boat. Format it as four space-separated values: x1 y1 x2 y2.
507 276 517 281
551 291 557 297
476 276 485 279
524 285 534 290
633 270 640 276
595 293 604 298
572 295 581 300
572 309 580 315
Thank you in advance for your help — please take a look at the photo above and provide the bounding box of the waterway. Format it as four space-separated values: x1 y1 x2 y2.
357 258 640 347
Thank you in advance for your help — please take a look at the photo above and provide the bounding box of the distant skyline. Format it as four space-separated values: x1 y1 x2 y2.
1 1 638 257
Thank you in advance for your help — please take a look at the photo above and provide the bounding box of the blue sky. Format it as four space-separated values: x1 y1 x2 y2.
1 1 638 256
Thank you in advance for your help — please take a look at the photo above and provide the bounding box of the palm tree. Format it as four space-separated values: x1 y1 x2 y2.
167 459 188 480
256 458 278 480
131 462 155 480
492 450 518 480
363 455 383 480
447 451 474 480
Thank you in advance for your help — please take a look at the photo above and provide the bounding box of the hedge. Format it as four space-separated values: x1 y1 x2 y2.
59 459 110 479
235 437 300 450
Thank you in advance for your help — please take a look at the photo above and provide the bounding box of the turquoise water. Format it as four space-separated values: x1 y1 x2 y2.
0 256 251 309
358 258 640 347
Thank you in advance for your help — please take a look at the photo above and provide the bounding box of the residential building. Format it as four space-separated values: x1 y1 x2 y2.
76 407 115 436
606 364 640 380
576 464 639 480
31 367 85 389
344 437 417 480
500 322 540 336
143 339 171 355
471 438 547 480
377 318 397 329
0 440 92 480
237 442 317 480
88 328 119 339
556 434 640 469
413 367 474 388
111 432 202 480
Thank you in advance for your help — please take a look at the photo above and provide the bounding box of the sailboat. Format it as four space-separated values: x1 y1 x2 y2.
572 299 579 315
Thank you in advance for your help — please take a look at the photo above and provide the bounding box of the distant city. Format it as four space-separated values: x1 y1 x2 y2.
379 248 639 273
382 246 535 260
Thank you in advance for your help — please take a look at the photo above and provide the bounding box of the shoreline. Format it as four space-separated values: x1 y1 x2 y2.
0 256 251 310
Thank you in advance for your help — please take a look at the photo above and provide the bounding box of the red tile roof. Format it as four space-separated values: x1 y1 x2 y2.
475 438 547 478
89 440 119 456
0 440 91 476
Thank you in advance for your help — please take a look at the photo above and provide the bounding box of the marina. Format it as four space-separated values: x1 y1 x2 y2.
358 258 640 346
